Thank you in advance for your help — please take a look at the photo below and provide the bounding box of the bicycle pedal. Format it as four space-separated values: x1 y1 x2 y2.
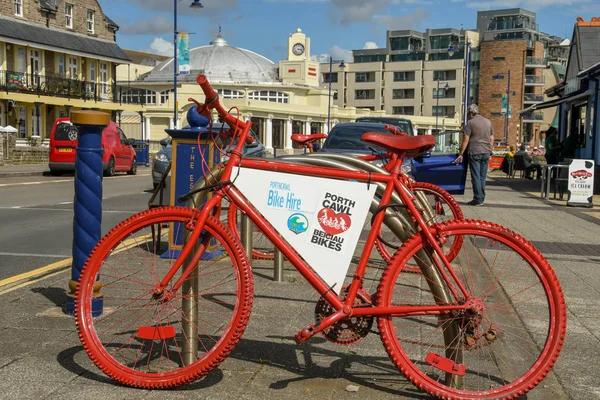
294 324 316 344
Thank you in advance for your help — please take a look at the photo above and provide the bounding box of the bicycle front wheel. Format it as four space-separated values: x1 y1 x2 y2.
377 219 566 399
75 207 254 389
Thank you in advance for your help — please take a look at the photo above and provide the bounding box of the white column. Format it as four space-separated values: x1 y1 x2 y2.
265 117 273 150
285 117 293 149
169 117 174 130
305 120 311 135
144 117 151 141
324 122 330 135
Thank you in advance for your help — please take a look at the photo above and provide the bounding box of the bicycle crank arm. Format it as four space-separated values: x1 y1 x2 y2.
294 308 349 344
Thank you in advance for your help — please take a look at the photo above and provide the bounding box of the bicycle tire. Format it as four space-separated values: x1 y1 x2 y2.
377 219 566 399
227 203 275 260
375 182 464 265
75 207 254 389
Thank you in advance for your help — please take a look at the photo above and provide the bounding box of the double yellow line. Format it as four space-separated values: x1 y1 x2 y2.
0 231 162 296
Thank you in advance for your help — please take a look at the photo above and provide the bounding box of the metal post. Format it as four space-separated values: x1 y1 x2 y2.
173 0 178 130
505 70 511 143
327 56 332 133
274 248 284 282
464 43 472 128
435 79 440 134
66 111 109 316
240 214 253 266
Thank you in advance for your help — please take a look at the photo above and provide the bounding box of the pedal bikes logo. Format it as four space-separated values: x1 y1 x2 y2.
310 192 356 252
287 213 309 234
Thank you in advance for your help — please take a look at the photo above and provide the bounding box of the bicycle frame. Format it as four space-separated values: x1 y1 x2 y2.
160 152 472 343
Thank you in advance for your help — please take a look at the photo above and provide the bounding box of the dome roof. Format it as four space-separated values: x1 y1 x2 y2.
141 36 279 84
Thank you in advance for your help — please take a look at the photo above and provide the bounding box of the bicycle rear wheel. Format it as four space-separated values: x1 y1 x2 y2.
75 207 253 389
228 203 275 259
376 182 464 265
377 219 566 399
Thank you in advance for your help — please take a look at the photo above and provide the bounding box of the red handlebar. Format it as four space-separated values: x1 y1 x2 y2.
193 75 254 144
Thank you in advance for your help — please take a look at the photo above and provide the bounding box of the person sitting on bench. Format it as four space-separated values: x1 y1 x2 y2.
515 144 542 179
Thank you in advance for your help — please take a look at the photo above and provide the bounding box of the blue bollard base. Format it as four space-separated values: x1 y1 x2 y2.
65 295 103 317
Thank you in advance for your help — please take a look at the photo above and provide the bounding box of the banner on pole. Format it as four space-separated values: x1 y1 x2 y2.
501 95 507 114
178 33 190 75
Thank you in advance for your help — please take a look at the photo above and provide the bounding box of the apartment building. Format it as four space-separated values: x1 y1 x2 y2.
477 8 569 146
0 0 143 141
322 27 479 133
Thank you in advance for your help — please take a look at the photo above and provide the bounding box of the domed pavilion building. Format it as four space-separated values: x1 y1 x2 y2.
120 29 387 153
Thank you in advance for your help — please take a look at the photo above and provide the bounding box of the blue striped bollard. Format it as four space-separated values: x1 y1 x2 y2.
65 111 109 316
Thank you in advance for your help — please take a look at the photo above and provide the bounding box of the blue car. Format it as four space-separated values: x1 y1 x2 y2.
322 122 467 194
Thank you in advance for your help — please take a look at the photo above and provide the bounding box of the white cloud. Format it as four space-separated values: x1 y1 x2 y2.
311 45 353 63
375 8 429 30
148 37 174 56
363 41 379 49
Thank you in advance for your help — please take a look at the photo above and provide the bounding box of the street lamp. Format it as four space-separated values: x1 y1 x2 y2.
327 56 345 133
435 80 449 135
173 0 203 129
493 71 516 143
448 39 472 129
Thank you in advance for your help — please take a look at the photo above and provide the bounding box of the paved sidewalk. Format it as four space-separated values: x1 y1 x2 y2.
0 163 50 177
0 172 598 399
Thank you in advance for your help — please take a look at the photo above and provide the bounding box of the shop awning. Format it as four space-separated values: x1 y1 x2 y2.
519 89 594 114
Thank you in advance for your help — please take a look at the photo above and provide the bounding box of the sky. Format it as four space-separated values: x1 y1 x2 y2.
100 0 598 63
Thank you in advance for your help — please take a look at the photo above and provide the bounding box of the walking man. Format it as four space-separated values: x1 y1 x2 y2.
455 104 494 206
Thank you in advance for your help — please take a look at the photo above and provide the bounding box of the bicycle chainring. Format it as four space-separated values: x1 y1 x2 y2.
314 286 374 345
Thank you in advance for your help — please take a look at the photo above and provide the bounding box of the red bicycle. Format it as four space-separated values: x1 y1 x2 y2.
75 75 566 399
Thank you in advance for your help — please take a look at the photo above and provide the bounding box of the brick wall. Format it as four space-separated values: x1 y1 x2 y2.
0 0 115 41
479 40 528 146
44 50 55 75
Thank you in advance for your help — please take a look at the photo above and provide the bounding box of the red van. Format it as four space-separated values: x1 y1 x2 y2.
48 118 137 176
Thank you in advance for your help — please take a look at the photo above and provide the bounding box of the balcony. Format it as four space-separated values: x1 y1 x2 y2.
524 75 545 86
525 57 547 68
523 93 544 103
0 70 146 105
521 111 544 122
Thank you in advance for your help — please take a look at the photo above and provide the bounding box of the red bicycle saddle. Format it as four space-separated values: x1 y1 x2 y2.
290 133 328 144
361 133 435 158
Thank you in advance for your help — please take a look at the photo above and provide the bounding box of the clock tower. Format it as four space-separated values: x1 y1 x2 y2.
279 28 319 86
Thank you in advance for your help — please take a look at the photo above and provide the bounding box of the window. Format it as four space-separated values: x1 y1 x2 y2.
393 71 415 82
355 89 375 100
493 57 505 62
68 57 78 79
323 72 338 83
430 35 453 50
99 62 108 97
14 0 22 17
31 108 39 137
65 4 73 28
390 53 425 61
390 37 409 51
353 54 386 63
160 90 170 104
88 61 96 82
144 90 156 105
491 93 503 98
392 89 414 99
87 10 95 33
17 48 26 73
432 106 455 117
433 70 456 81
492 75 505 80
248 90 289 103
355 72 374 83
217 89 244 99
433 88 455 98
392 106 414 115
57 56 65 75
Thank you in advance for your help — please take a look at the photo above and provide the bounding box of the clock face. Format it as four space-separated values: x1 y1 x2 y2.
292 43 305 56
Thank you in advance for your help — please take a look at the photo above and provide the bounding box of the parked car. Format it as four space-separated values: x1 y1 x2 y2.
152 123 266 189
321 122 467 194
355 116 415 136
48 118 137 176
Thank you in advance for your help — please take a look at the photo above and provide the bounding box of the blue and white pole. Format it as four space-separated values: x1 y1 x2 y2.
65 111 109 316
